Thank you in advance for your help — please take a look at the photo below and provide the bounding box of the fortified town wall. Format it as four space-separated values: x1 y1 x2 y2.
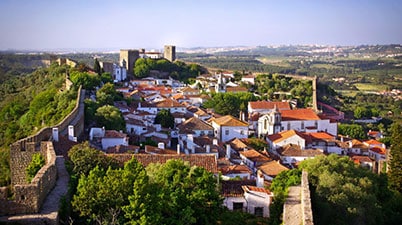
0 86 85 216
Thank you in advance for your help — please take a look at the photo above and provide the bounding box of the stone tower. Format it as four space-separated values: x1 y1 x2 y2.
312 76 318 112
269 104 282 134
164 45 176 62
120 49 139 75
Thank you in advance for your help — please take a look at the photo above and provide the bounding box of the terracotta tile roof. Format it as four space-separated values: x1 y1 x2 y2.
228 138 250 152
240 149 272 163
212 115 248 127
267 130 304 143
350 139 369 149
220 164 252 175
280 109 320 121
242 74 255 78
108 153 218 173
278 144 324 157
249 101 291 110
155 98 184 108
258 161 289 177
364 139 383 146
243 185 271 195
309 132 335 140
370 146 386 155
106 145 140 154
104 130 127 138
180 86 199 93
351 155 373 164
226 86 248 93
221 180 256 197
178 117 213 133
249 112 260 121
145 145 177 155
193 135 214 147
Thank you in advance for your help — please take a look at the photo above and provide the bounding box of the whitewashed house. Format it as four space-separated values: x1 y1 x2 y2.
210 115 248 142
101 130 129 151
243 185 273 217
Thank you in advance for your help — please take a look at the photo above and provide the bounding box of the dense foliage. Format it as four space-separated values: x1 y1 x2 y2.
26 153 45 183
154 109 175 129
203 92 258 117
69 143 223 225
133 58 204 83
389 123 402 193
300 154 402 225
268 169 301 225
338 123 367 140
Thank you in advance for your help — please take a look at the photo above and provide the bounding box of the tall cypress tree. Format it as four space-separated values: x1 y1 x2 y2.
94 58 101 75
389 123 402 193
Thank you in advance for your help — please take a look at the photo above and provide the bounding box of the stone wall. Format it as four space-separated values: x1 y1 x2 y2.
0 85 85 216
0 142 57 215
301 170 314 225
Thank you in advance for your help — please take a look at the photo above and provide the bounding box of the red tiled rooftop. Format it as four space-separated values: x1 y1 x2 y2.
104 130 127 138
212 115 248 126
280 109 320 121
240 149 271 162
243 185 271 195
249 101 291 110
370 146 386 155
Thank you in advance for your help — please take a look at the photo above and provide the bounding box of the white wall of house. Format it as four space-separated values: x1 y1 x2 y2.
213 124 248 142
222 173 251 180
223 196 247 211
369 150 386 162
126 123 147 135
244 191 271 217
102 137 128 150
271 135 306 150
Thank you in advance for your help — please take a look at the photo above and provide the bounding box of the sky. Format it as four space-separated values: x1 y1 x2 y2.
0 0 401 50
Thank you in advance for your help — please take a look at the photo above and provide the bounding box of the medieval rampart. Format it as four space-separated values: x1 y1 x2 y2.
301 170 314 225
0 85 85 216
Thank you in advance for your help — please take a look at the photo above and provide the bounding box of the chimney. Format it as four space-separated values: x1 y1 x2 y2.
226 144 231 159
177 144 180 155
68 125 75 141
158 142 165 149
256 170 264 188
206 144 211 153
52 127 59 142
213 138 218 146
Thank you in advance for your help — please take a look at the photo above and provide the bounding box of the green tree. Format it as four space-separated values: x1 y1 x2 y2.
134 58 150 78
354 106 372 119
26 153 45 183
299 154 384 225
96 83 121 106
203 92 258 117
94 58 101 75
389 123 402 193
146 159 222 225
70 71 101 90
154 109 175 129
95 105 126 131
68 142 117 176
338 123 367 140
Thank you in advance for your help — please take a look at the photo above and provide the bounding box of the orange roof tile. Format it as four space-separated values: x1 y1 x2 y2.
104 130 127 138
155 98 184 108
267 130 304 143
221 180 256 197
108 153 218 173
212 115 248 127
249 101 291 110
309 132 335 140
278 144 324 157
240 149 271 162
364 139 383 145
280 109 320 121
243 185 271 195
220 164 252 175
258 161 289 177
351 155 373 164
370 146 386 155
178 117 213 133
226 86 248 93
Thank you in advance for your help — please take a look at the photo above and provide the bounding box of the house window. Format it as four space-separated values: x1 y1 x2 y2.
287 122 291 130
240 130 244 135
131 128 134 133
264 119 267 130
225 129 229 135
254 207 264 217
233 202 243 211
301 121 304 129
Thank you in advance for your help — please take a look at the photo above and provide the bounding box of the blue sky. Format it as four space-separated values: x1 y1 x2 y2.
0 0 401 50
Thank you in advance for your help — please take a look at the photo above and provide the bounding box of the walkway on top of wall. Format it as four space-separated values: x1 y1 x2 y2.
0 156 69 225
283 185 302 225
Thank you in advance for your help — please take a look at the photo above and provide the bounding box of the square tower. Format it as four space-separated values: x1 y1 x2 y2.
120 49 139 75
164 45 176 62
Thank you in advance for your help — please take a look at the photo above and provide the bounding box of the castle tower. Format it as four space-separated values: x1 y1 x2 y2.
164 45 176 62
312 76 318 112
120 49 139 75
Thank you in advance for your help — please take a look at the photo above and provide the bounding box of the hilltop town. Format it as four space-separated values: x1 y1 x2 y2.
0 45 401 225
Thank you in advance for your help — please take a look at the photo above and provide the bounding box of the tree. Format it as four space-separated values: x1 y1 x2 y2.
134 58 150 78
95 105 126 131
299 154 385 225
70 71 101 90
146 159 222 225
203 92 258 117
338 123 367 140
72 157 148 224
389 123 402 193
96 83 120 106
94 58 101 75
354 106 372 119
154 109 174 129
68 142 117 176
26 153 45 183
